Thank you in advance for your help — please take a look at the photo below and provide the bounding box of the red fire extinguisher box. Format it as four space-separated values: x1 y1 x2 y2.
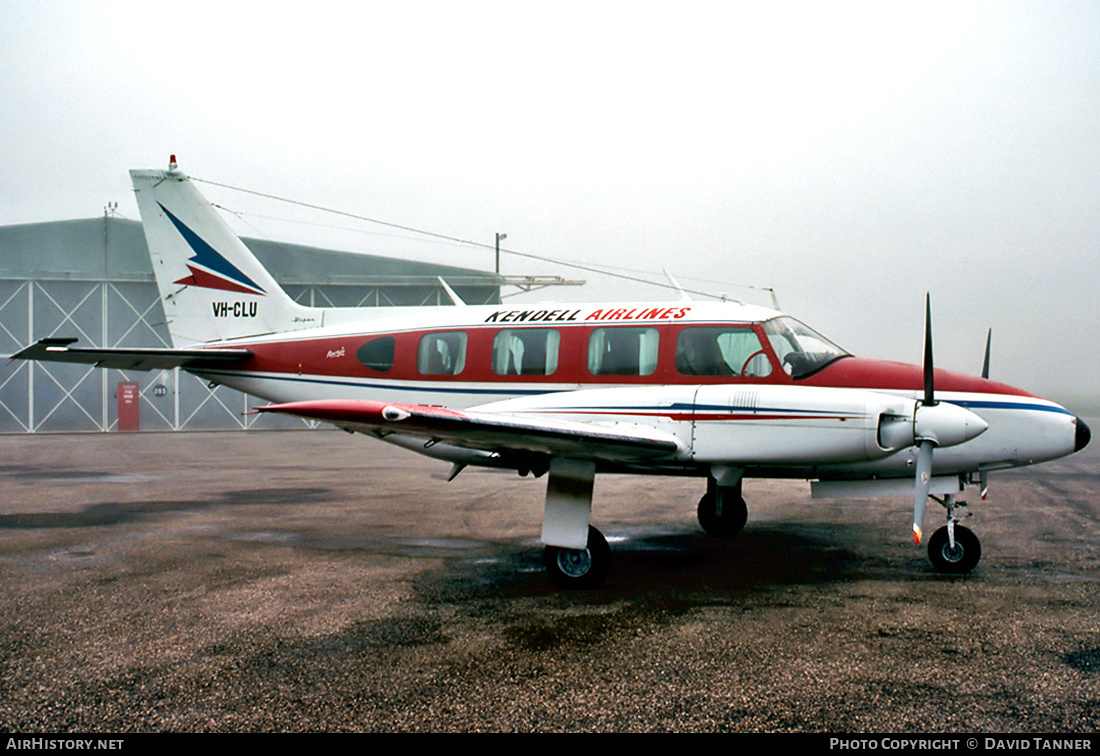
117 382 140 431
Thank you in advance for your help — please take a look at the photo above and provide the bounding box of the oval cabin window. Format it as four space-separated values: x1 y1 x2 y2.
356 336 396 372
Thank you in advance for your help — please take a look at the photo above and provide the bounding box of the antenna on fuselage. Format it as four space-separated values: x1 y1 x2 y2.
437 277 468 307
663 269 692 302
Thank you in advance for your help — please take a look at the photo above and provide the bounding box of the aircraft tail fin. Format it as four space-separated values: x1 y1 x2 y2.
130 158 320 347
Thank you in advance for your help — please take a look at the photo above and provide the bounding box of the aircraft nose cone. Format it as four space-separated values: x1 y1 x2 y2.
1076 417 1091 452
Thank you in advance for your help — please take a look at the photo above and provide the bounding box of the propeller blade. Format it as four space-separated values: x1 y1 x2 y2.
913 439 934 544
914 296 936 545
982 328 992 379
980 329 991 498
923 294 936 406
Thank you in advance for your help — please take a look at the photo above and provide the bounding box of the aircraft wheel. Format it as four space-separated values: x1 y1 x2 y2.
927 525 981 574
697 490 748 537
543 526 610 589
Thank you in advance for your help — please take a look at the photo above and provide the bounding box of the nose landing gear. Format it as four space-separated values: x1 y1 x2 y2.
927 494 982 574
697 471 748 537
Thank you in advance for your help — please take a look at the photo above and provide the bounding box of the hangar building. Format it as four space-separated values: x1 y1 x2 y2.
0 214 507 433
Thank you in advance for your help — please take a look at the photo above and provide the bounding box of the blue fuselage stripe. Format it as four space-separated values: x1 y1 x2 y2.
950 400 1073 416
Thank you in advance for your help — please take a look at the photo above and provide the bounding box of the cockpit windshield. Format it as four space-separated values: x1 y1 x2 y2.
761 316 850 379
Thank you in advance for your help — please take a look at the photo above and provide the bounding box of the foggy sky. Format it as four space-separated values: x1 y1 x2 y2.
2 1 1098 407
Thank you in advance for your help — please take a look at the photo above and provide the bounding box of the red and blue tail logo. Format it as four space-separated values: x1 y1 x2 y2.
159 203 267 296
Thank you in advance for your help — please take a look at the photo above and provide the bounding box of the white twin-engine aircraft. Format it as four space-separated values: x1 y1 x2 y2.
14 159 1091 588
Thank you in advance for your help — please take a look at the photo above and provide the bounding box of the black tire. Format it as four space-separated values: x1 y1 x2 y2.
543 525 611 589
928 525 981 574
697 490 748 537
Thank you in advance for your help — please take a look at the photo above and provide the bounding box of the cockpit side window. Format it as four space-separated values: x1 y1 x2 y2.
675 326 772 377
761 317 849 378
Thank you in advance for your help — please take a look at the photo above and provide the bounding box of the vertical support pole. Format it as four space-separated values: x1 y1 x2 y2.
101 282 108 431
172 367 180 431
27 282 34 432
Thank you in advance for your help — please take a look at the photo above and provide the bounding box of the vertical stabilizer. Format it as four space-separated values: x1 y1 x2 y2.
130 158 320 346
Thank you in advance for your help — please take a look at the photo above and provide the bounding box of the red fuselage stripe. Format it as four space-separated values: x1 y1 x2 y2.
218 321 1031 398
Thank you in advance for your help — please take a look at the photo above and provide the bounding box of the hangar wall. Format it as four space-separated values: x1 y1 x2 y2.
0 215 502 433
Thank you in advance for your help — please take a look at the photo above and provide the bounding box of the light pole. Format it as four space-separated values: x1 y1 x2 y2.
495 232 507 275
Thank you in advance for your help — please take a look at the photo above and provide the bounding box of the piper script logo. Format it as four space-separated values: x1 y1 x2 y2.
159 203 268 296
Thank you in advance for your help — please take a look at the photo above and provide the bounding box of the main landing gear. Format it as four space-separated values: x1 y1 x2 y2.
539 458 613 590
542 472 749 589
926 494 981 574
543 525 611 589
697 476 748 537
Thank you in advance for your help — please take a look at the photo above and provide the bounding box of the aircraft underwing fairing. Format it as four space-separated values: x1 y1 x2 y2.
7 157 1091 589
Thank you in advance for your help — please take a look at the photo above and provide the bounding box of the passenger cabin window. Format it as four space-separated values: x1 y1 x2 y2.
418 332 467 375
676 327 772 377
492 329 560 376
588 327 659 376
356 336 395 372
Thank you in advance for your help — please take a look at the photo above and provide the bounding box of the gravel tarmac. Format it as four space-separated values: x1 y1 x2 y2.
0 428 1097 733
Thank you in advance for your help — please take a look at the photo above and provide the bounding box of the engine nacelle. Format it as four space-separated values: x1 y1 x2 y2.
690 386 927 465
473 384 988 469
913 401 988 448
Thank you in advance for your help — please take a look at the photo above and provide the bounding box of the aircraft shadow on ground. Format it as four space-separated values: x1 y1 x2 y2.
424 521 894 602
0 487 332 529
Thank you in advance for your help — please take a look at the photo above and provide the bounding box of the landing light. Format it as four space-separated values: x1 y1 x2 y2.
382 406 411 422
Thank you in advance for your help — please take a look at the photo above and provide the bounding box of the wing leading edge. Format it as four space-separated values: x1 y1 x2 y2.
254 398 685 464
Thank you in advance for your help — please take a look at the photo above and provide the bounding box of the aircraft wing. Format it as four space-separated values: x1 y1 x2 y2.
9 338 253 371
254 399 684 463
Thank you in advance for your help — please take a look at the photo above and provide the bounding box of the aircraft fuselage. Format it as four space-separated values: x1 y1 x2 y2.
191 300 1086 483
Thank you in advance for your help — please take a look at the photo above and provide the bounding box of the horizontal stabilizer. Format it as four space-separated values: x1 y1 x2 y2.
9 338 253 371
